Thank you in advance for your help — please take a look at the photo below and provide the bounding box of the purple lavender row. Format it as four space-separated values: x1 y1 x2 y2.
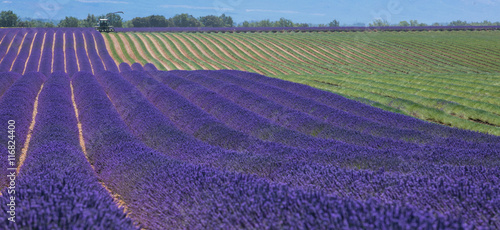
0 72 19 99
0 29 28 72
121 67 374 159
75 71 464 229
91 30 119 72
0 72 42 190
106 68 401 172
65 30 78 77
139 66 499 227
73 31 92 73
130 66 500 169
149 70 362 152
11 30 36 74
120 68 280 153
181 70 408 149
94 70 220 162
39 30 54 78
200 70 492 148
103 68 497 227
225 70 500 146
116 25 500 33
0 30 17 61
152 70 500 166
0 29 8 46
83 31 106 73
0 72 136 229
52 30 65 72
24 31 45 73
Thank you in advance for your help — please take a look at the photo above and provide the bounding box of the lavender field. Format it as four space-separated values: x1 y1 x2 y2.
0 28 498 229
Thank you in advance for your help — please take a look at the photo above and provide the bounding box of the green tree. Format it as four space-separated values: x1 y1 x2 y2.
199 15 223 27
328 19 340 27
399 21 410 27
220 14 233 27
449 20 468 26
131 17 149 27
58 16 79 27
275 18 294 27
171 13 201 27
0 10 19 27
146 15 169 27
369 19 390 27
432 22 441 26
79 14 97 27
106 13 123 28
257 19 272 27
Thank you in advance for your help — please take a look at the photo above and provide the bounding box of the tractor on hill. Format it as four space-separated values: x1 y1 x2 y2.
95 19 114 32
95 11 123 33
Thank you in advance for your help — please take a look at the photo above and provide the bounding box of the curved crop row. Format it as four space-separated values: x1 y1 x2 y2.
102 69 500 228
0 72 135 228
39 30 54 78
0 29 27 72
228 70 500 144
179 70 406 149
24 31 44 74
71 70 469 229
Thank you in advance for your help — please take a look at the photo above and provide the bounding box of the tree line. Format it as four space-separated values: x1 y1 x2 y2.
2 10 500 28
369 19 500 27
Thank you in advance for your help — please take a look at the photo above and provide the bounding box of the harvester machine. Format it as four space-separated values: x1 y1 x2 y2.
95 19 114 32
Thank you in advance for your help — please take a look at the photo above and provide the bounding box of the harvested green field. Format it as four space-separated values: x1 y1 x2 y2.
104 30 500 135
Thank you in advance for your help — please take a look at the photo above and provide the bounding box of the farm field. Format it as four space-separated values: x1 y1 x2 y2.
104 30 500 135
0 27 498 229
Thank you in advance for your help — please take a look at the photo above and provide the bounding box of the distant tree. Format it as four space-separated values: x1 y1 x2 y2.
17 21 31 27
146 15 169 27
399 21 410 27
432 22 441 26
275 18 294 27
220 14 234 27
171 13 201 27
106 13 123 27
199 15 223 27
328 19 340 27
0 10 19 27
449 20 467 26
295 23 309 27
44 22 56 27
369 19 390 27
123 20 133 28
257 19 273 27
58 16 79 27
241 21 250 27
79 14 98 27
131 17 149 27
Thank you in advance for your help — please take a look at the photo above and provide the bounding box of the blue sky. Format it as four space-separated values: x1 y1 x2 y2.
2 0 500 25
